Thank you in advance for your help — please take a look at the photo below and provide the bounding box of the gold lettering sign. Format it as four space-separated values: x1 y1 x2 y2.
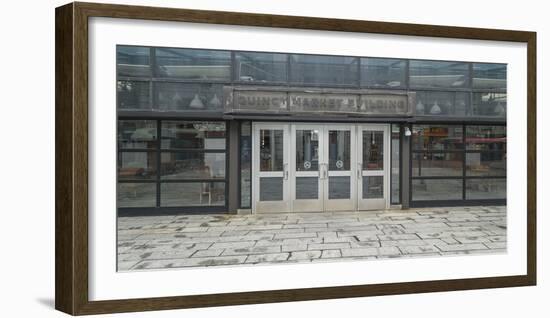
229 90 410 116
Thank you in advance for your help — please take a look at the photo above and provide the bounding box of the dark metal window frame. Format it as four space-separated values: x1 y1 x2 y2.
409 123 506 206
390 123 402 205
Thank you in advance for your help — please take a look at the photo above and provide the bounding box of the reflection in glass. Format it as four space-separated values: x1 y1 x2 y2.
260 129 284 171
413 153 463 177
118 152 157 180
156 83 224 111
118 120 157 149
362 131 384 170
363 176 383 199
117 46 151 77
296 177 318 200
466 152 506 176
473 63 507 89
414 91 469 116
240 122 252 208
391 124 400 204
155 48 231 80
161 182 225 206
259 177 283 201
328 130 351 170
472 92 507 117
361 58 406 88
118 183 156 207
161 152 225 180
235 52 287 83
466 179 506 199
412 179 462 201
290 54 358 86
412 125 463 151
409 60 469 88
329 176 350 199
466 125 506 151
161 121 226 150
117 81 150 110
296 130 319 171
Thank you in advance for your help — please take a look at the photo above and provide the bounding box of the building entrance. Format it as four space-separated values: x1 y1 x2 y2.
252 123 389 213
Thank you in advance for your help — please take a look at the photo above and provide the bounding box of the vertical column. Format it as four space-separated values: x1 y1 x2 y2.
401 124 411 209
227 121 240 213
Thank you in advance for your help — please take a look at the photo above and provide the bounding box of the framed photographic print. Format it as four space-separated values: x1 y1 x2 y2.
55 1 536 315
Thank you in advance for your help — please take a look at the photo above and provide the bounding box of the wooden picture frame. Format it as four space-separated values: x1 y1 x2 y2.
55 1 536 315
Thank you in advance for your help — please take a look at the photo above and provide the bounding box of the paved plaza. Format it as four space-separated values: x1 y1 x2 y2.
117 206 506 271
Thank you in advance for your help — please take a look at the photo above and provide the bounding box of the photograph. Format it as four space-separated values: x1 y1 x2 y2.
116 45 508 271
53 1 536 315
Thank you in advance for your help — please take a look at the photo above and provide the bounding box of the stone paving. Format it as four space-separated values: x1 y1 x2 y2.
117 206 506 271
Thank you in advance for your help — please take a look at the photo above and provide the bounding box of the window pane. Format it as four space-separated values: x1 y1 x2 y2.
117 81 150 110
240 122 252 208
235 52 287 83
259 129 284 172
118 152 157 180
328 130 351 170
296 177 319 200
161 152 225 180
155 83 223 111
259 177 283 201
118 183 156 207
361 58 406 88
363 176 384 199
296 130 320 171
472 92 507 117
329 176 351 199
409 60 469 88
473 63 507 89
466 179 506 200
290 54 358 86
362 130 384 170
391 124 400 204
161 121 226 150
413 153 463 177
155 48 231 80
161 182 225 206
412 179 462 201
118 120 157 149
117 46 151 77
412 125 463 151
466 152 506 176
414 91 469 116
466 125 506 151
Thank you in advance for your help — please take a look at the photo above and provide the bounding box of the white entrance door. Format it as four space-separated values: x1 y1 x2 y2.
291 124 324 212
357 124 390 210
252 123 389 213
252 123 291 213
323 125 357 211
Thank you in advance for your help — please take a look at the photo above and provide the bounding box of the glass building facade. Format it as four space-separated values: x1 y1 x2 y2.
117 45 506 214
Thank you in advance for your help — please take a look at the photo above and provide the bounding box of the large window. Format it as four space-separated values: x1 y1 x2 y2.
411 124 506 204
409 60 469 89
235 52 287 83
117 46 507 122
289 54 358 86
361 58 406 88
154 48 231 81
117 120 227 210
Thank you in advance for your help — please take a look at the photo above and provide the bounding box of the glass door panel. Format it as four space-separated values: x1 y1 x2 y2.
358 125 389 210
291 125 324 212
323 126 356 211
253 123 290 212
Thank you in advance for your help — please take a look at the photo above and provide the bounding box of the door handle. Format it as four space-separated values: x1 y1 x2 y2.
357 163 362 180
322 163 328 179
283 163 289 180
